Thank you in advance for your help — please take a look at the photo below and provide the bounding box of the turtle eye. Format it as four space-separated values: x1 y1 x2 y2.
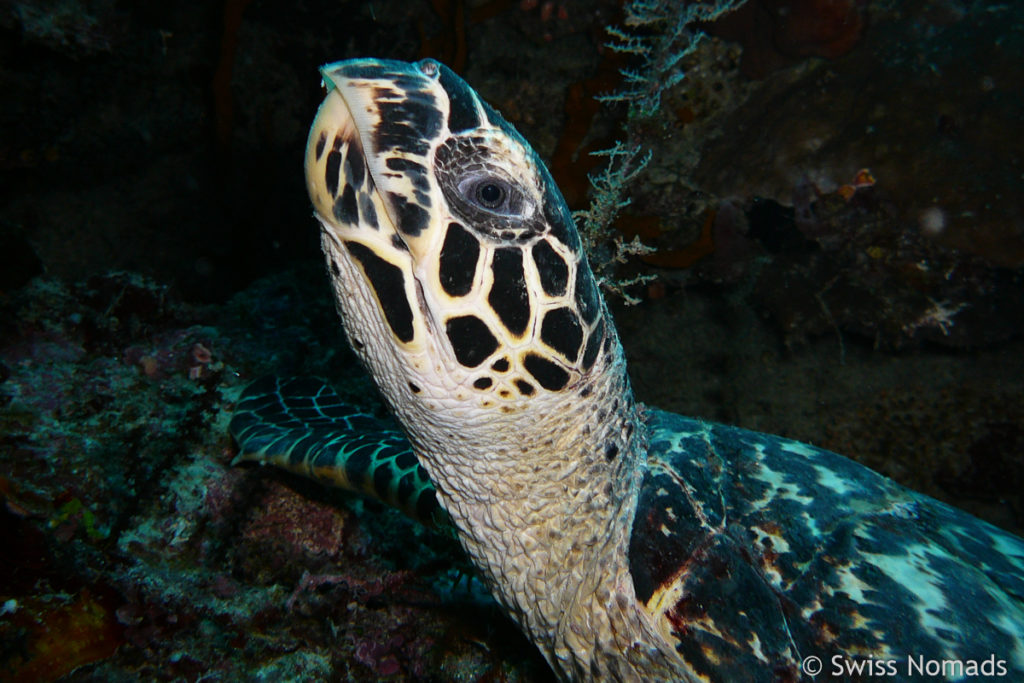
458 175 525 216
476 181 505 208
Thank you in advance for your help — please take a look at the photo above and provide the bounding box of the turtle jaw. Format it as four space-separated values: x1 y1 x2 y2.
304 63 427 253
303 84 368 237
304 60 455 383
306 59 452 256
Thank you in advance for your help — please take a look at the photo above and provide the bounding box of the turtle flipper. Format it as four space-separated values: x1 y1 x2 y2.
229 376 445 527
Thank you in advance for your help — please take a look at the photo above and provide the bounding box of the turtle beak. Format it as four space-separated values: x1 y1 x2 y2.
308 59 447 241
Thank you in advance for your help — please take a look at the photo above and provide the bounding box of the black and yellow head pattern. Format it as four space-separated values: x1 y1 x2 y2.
304 59 611 412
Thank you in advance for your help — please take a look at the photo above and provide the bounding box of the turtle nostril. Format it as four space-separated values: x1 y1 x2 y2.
418 59 440 78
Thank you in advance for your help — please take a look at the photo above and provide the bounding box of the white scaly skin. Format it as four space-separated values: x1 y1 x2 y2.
304 60 694 680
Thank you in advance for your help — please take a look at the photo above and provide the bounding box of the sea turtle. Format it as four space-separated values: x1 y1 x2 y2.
230 58 1024 681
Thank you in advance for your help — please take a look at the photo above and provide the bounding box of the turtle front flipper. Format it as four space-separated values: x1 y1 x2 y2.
229 376 445 527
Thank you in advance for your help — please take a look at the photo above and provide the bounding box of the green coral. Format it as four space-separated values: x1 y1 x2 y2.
575 142 656 305
52 497 107 540
579 1 743 300
601 0 744 118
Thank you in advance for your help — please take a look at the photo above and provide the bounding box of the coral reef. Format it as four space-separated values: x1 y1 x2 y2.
602 0 1024 349
601 0 745 117
0 273 549 680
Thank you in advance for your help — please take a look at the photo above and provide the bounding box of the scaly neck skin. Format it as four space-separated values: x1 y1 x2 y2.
305 58 695 679
319 215 692 678
390 336 690 679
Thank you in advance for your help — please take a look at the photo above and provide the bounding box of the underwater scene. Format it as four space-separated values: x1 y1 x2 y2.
2 0 1023 680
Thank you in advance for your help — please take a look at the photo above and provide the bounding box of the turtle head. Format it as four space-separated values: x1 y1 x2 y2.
305 58 612 430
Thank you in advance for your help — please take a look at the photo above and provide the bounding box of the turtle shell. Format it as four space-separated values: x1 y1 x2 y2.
630 409 1024 681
